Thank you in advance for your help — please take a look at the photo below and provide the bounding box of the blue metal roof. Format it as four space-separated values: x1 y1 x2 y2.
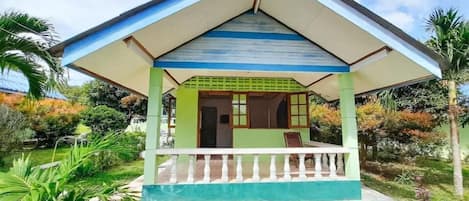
0 71 67 100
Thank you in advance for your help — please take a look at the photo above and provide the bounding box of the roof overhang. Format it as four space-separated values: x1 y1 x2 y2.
50 0 444 101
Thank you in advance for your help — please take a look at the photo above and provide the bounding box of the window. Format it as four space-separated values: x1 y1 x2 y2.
232 93 248 127
230 92 308 129
289 93 309 128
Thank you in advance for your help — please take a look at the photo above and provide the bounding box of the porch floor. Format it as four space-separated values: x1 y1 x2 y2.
157 158 345 184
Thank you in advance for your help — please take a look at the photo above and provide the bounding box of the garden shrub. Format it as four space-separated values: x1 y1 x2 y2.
80 105 127 135
32 114 81 147
0 104 32 166
0 93 85 147
310 101 445 163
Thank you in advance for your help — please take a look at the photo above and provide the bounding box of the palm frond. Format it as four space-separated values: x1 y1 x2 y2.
0 53 46 99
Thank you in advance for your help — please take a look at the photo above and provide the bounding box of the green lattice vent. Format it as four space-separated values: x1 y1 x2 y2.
180 76 306 92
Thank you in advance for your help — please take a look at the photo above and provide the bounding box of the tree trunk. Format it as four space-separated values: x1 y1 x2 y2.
360 142 367 164
448 80 463 198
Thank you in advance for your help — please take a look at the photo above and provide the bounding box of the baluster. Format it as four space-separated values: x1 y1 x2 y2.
337 153 344 175
283 154 291 180
298 153 307 180
203 154 211 182
322 153 329 170
236 155 243 182
187 155 195 183
252 154 260 181
221 154 229 182
269 155 277 181
328 153 337 177
314 153 322 178
170 154 177 183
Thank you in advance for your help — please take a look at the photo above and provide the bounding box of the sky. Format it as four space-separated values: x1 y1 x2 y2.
0 0 468 86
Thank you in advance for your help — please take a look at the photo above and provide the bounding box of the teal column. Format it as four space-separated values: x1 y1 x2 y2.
144 68 163 185
339 73 360 180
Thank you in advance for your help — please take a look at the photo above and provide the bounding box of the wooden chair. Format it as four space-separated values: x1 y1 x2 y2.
283 132 314 167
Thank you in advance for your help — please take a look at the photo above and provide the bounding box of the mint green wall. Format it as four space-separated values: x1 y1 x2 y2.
233 128 309 148
174 88 198 148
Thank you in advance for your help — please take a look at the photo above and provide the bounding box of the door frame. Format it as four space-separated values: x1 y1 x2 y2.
197 91 233 148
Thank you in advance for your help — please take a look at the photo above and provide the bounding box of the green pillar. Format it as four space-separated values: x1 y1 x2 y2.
339 73 360 180
144 68 163 185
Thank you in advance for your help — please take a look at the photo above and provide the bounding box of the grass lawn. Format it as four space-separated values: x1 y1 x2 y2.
439 124 469 156
362 159 469 201
68 156 168 189
1 147 70 172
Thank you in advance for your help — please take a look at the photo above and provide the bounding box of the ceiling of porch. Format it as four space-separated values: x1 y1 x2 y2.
51 0 443 101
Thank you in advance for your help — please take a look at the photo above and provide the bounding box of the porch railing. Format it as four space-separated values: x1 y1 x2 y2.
149 147 349 184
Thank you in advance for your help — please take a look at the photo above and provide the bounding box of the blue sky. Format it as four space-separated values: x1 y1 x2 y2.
0 0 468 86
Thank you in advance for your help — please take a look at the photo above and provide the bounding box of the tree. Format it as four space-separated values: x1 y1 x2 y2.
88 80 147 121
426 8 469 198
80 105 127 135
0 11 63 99
59 83 91 105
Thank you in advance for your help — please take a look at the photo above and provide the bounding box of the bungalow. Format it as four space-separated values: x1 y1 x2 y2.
50 0 443 200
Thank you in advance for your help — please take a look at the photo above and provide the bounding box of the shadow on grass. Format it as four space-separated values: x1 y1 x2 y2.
361 172 415 200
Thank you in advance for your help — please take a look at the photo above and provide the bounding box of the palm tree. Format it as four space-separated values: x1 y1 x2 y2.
0 11 63 99
426 8 469 198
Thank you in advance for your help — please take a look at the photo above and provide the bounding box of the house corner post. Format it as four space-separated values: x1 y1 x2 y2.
338 73 360 180
144 68 164 185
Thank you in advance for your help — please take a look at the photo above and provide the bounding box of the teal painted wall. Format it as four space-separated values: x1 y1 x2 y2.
174 88 198 148
142 180 362 201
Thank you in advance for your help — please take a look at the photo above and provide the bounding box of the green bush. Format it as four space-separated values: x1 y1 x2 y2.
32 113 80 147
80 105 127 135
0 105 32 166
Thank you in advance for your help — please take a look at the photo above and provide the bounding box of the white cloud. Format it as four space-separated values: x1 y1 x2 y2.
382 11 415 32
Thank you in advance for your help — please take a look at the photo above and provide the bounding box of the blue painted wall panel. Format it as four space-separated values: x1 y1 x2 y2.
156 11 347 72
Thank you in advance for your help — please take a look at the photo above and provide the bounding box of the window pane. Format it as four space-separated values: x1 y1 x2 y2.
233 105 239 115
239 115 247 125
240 105 247 114
299 105 307 115
233 115 239 125
299 94 306 104
299 115 307 126
232 94 239 104
239 94 247 104
290 94 298 104
290 105 298 115
291 116 299 126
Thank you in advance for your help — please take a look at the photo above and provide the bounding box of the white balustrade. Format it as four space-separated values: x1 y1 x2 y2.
283 154 291 180
298 154 306 179
187 155 194 183
170 154 177 183
337 153 344 175
252 154 260 181
236 155 243 181
322 153 329 170
328 153 337 177
269 155 277 181
151 146 349 184
221 154 229 182
203 155 211 182
314 153 322 178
